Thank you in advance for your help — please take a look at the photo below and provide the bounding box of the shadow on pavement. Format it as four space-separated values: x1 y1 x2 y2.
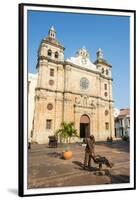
72 160 98 172
96 141 129 153
72 160 84 170
47 152 62 158
109 174 130 183
72 160 129 184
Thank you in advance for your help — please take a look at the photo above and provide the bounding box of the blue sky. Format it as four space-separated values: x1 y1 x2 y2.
28 10 130 110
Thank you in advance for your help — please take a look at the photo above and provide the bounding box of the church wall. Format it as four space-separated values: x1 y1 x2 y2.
64 64 99 97
95 100 115 140
32 90 56 144
30 27 115 144
63 64 99 140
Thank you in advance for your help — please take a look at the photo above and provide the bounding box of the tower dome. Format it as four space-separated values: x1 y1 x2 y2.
76 46 89 58
96 48 103 59
48 26 56 39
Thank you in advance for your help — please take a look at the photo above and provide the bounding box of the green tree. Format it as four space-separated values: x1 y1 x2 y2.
55 122 78 143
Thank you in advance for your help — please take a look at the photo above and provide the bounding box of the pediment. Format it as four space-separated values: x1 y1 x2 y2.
66 47 98 72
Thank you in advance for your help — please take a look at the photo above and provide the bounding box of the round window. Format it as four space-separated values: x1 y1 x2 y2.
105 110 109 116
104 92 108 97
47 103 53 110
80 77 89 90
49 79 54 86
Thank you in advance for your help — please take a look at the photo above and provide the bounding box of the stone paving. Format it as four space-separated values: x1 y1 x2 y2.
28 141 129 189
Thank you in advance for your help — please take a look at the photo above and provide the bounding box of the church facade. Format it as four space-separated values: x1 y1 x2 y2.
29 26 115 144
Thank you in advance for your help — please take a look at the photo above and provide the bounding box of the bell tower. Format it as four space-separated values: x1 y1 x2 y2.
94 48 114 140
32 26 65 144
36 25 65 89
48 26 56 39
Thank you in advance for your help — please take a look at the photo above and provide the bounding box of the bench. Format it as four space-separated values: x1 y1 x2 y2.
48 136 58 148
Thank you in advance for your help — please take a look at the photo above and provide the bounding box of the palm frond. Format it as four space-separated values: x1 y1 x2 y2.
55 121 78 143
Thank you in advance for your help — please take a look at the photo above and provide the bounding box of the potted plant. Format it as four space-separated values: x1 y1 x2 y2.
55 122 78 159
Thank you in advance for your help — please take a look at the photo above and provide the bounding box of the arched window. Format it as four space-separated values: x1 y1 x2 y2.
104 92 108 97
104 83 107 90
102 68 104 74
47 49 52 56
55 51 59 58
106 69 109 75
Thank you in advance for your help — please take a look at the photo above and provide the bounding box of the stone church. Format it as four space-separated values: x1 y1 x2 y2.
29 26 115 144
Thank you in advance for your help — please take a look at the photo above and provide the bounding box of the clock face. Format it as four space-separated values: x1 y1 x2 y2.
81 58 87 65
80 77 89 90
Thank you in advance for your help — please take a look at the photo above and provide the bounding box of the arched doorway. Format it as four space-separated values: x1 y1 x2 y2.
80 114 90 139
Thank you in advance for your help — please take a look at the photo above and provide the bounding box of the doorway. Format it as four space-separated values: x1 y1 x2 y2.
80 115 90 139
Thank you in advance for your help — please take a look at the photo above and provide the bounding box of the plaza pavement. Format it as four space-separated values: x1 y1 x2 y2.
28 140 129 189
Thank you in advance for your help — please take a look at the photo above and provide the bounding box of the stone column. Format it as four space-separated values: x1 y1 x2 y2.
109 103 115 138
96 101 101 140
54 94 63 131
74 107 80 139
37 59 48 89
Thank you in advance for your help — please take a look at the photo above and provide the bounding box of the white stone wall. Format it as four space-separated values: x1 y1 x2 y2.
28 73 38 142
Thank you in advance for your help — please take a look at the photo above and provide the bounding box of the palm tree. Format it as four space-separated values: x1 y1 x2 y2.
55 122 78 144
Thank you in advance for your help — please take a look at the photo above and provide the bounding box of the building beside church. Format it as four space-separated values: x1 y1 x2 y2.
28 26 115 144
114 108 130 138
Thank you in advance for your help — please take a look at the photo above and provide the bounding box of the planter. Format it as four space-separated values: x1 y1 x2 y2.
63 150 73 160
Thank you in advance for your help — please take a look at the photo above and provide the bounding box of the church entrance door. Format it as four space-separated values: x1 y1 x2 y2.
80 115 90 139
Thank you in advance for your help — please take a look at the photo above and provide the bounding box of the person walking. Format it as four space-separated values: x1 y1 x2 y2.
84 135 95 169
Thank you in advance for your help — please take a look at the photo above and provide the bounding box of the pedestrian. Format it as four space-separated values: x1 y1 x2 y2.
84 135 95 169
28 137 32 149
